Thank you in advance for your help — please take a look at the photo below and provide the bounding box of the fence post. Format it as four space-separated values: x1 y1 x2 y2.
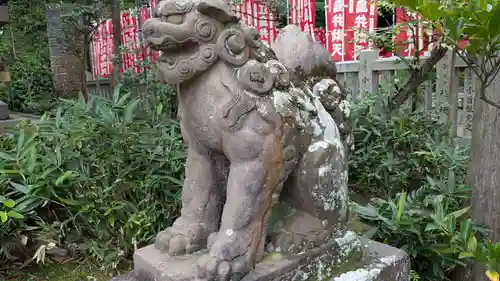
435 50 453 110
423 80 434 110
358 49 379 96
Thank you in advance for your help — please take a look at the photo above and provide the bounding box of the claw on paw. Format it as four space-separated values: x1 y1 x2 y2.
155 222 210 255
197 254 252 281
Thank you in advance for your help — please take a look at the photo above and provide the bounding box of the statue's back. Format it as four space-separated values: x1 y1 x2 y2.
271 25 337 83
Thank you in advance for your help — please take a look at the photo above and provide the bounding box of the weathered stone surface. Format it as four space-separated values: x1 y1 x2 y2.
0 5 9 26
133 231 362 281
109 271 155 281
123 235 409 281
0 100 9 120
271 25 337 84
332 238 411 281
139 0 352 279
105 0 410 280
0 112 38 132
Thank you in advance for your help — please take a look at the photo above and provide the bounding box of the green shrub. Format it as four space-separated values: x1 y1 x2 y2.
0 83 185 268
0 53 57 114
0 0 57 115
352 159 484 281
349 83 485 281
349 87 454 198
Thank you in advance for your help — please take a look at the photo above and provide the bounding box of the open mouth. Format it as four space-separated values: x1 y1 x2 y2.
147 36 198 52
157 41 200 64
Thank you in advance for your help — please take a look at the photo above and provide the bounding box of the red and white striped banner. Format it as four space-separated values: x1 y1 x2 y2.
326 0 377 61
233 0 278 46
325 0 345 61
288 0 316 39
344 0 377 60
314 28 326 46
91 0 457 78
91 0 279 78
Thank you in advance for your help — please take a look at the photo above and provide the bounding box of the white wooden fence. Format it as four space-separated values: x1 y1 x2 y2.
336 49 476 139
87 49 478 139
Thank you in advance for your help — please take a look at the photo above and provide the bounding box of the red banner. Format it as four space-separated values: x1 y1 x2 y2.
314 28 326 46
288 0 316 38
344 0 377 60
325 0 376 61
90 0 279 78
91 0 457 78
233 0 278 46
326 0 346 61
394 8 432 57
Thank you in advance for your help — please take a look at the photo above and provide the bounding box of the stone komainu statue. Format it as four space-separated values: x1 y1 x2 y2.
141 0 353 280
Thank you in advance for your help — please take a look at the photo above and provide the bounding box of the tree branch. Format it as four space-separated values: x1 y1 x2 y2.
391 41 448 106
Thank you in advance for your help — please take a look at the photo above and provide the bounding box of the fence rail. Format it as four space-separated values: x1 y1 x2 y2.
87 49 477 139
87 79 112 99
336 49 475 139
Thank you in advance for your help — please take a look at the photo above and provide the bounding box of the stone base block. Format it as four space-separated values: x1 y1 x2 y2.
112 233 409 281
332 238 410 281
0 112 38 132
0 100 9 120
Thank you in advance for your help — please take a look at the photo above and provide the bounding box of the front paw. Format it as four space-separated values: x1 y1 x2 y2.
155 220 210 255
197 231 255 281
197 253 253 281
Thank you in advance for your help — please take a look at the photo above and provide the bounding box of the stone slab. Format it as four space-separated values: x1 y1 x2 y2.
331 237 411 281
133 231 361 281
0 100 9 120
113 234 409 281
0 112 38 132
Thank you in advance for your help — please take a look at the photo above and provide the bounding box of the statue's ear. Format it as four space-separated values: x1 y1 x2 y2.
197 0 239 24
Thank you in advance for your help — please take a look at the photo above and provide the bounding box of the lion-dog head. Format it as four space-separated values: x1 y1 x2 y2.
142 0 265 85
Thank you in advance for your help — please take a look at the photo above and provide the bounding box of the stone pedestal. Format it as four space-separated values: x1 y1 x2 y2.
0 100 9 120
111 232 409 281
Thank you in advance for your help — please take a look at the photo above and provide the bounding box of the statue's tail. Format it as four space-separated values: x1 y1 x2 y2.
271 25 338 84
270 25 348 106
271 25 351 152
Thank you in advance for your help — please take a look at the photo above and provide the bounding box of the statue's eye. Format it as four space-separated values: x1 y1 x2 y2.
163 14 184 24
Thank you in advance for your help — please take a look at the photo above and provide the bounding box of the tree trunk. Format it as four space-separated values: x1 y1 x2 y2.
110 0 121 91
468 75 500 281
81 7 90 102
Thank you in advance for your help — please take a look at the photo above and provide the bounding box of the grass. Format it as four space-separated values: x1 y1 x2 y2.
1 262 131 281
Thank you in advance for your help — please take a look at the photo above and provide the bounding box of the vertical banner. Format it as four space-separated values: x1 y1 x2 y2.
326 0 345 61
91 0 280 78
255 2 277 45
314 27 326 46
91 24 101 77
395 8 421 57
136 6 151 72
232 0 277 46
104 19 113 78
344 0 377 60
121 12 136 72
288 0 316 38
149 0 160 62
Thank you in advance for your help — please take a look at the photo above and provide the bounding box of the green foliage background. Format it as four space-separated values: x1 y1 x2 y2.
2 0 500 280
0 76 184 268
0 0 56 114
